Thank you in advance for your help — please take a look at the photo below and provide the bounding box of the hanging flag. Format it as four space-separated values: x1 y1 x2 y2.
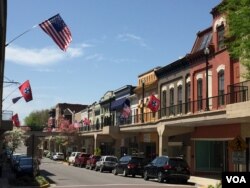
39 14 72 51
147 95 160 112
12 113 20 127
83 118 91 126
19 80 33 102
121 99 131 118
12 96 23 104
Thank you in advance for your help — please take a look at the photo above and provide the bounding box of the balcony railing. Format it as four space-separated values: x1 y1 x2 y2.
79 88 248 133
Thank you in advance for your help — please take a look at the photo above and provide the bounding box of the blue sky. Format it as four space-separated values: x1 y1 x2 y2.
3 0 221 124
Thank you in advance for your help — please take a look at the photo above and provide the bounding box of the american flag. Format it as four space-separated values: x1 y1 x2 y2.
39 14 72 51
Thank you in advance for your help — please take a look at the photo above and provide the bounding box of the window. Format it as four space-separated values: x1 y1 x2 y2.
217 25 225 50
185 81 191 113
197 79 203 111
195 141 227 172
170 88 174 115
162 90 167 117
177 85 182 114
218 70 225 105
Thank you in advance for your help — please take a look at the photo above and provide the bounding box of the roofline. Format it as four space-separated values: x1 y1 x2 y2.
138 66 161 77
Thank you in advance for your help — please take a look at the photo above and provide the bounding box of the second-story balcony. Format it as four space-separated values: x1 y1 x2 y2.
79 81 249 133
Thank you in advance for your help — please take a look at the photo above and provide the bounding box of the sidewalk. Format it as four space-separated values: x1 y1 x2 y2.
189 176 221 188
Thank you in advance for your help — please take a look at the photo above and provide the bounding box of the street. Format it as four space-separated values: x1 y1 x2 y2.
40 158 196 188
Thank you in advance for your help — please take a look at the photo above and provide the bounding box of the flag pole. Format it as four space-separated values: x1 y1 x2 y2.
5 24 38 47
2 86 19 102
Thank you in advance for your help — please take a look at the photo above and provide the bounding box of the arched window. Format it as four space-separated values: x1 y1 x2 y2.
162 90 167 117
197 79 203 111
217 25 225 50
218 70 225 105
177 85 182 114
185 80 191 113
170 88 174 115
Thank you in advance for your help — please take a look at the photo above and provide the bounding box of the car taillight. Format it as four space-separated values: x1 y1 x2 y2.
163 164 172 170
127 163 136 169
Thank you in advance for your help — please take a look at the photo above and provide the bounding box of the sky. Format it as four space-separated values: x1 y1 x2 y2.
3 0 221 124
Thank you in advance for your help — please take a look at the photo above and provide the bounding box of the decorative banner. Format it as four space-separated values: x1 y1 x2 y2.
147 95 160 112
12 113 20 127
19 80 33 102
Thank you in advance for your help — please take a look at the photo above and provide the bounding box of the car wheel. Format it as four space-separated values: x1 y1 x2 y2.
144 171 149 180
132 173 136 178
89 166 92 170
123 169 128 177
158 172 164 183
95 166 98 171
113 168 118 175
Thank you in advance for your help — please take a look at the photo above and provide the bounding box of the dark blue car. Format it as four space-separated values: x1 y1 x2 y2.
16 157 39 177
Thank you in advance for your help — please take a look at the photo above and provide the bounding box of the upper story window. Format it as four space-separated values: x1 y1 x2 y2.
170 88 174 115
161 90 167 117
185 81 191 113
197 79 203 110
177 85 182 114
217 25 225 51
218 70 225 105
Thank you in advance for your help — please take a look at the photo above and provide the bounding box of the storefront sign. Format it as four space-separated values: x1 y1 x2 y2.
232 151 246 164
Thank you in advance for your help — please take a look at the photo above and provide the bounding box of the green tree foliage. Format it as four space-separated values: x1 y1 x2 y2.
24 109 50 130
219 0 250 78
4 127 24 153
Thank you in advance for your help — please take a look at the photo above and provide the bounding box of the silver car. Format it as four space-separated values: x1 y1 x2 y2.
95 155 118 172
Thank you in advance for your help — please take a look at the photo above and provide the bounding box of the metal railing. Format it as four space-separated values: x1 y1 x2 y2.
78 88 248 133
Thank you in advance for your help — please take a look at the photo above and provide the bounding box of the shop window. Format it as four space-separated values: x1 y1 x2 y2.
195 141 226 172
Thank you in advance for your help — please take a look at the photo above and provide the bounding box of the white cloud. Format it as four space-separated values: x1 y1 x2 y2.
85 53 104 61
5 43 91 66
117 33 149 48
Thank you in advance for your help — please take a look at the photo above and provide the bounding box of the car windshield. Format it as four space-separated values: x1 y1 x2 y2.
106 157 117 162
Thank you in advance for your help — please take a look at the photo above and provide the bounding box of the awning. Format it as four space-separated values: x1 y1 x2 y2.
111 97 129 110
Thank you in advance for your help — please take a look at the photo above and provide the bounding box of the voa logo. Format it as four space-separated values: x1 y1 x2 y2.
226 176 246 184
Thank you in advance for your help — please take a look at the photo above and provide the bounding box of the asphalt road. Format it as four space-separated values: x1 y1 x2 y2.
40 158 196 188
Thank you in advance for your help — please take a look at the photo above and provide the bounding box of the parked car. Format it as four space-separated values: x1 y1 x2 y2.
143 156 190 183
85 155 101 170
10 153 27 171
16 157 40 177
74 153 91 167
52 152 65 160
68 152 81 165
113 155 145 177
95 155 118 172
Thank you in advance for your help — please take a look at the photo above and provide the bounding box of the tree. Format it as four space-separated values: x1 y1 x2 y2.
4 127 24 153
24 109 50 130
219 0 250 78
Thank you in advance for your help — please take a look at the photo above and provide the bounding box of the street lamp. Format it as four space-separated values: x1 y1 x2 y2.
204 47 210 111
141 79 145 123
